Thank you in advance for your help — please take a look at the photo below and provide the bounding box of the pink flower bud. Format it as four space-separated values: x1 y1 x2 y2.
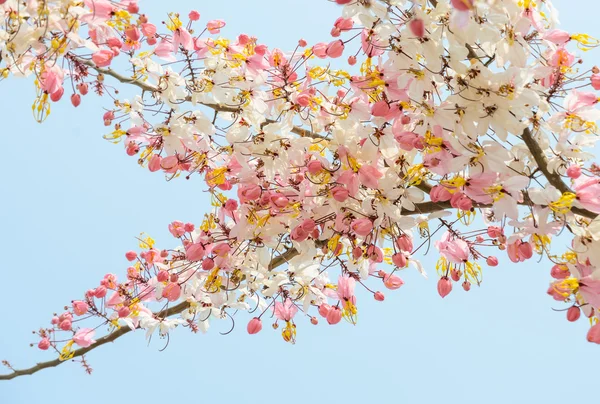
307 160 323 174
392 253 407 268
247 317 262 334
310 317 319 325
408 19 425 38
462 280 471 291
352 246 363 260
51 316 59 325
383 274 404 290
127 2 139 13
189 10 200 21
586 323 600 344
566 165 581 179
401 115 411 125
486 256 499 266
157 270 169 283
162 282 182 302
550 264 570 279
297 93 311 107
487 226 503 238
125 251 137 261
148 154 162 172
141 23 157 37
371 100 391 117
374 291 385 301
238 184 262 202
298 39 307 47
326 40 345 58
430 185 452 202
291 225 309 242
348 55 357 65
396 234 413 253
326 306 342 325
94 286 107 298
450 269 461 282
125 25 141 42
202 258 215 270
450 0 474 11
450 192 473 211
38 338 50 350
170 274 179 283
71 94 81 107
335 0 352 4
567 306 581 322
331 186 349 202
50 88 64 102
312 42 328 58
437 277 452 298
591 73 600 91
518 241 533 259
118 306 131 318
186 243 205 261
318 303 331 318
77 82 89 95
59 320 72 331
72 300 89 316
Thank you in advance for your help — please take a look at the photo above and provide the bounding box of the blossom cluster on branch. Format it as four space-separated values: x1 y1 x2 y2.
2 0 600 379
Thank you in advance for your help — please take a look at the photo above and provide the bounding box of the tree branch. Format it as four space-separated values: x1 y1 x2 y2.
520 128 597 219
79 58 327 140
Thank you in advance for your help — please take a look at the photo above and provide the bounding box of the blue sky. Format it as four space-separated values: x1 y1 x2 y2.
1 1 598 402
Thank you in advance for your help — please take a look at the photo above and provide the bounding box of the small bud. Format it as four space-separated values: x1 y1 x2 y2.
567 306 581 322
247 317 262 334
374 291 385 301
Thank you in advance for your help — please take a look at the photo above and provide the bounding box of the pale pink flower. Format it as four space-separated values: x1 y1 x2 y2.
274 299 298 322
73 328 96 348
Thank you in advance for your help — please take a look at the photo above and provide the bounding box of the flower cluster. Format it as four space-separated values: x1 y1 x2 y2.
2 0 600 378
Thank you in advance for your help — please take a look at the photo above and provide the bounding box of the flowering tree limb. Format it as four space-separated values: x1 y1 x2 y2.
2 0 600 380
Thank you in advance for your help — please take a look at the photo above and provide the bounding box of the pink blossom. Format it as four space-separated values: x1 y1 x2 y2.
543 29 571 45
238 184 261 202
206 19 226 34
374 291 385 301
162 283 181 302
274 299 298 322
351 218 373 236
430 185 452 202
73 328 96 348
337 275 356 302
435 232 470 263
72 301 88 316
186 243 205 261
358 165 383 189
92 50 114 67
383 274 404 290
331 186 349 202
